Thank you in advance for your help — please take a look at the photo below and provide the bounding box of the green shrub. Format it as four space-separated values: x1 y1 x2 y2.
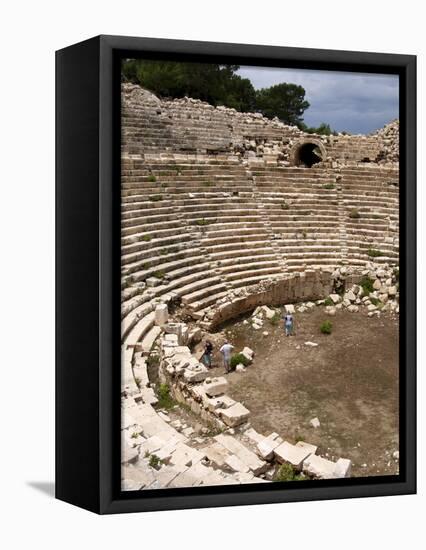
153 270 165 279
141 234 151 241
157 383 175 410
367 248 383 258
274 463 304 482
360 275 374 295
393 267 399 283
323 183 335 189
281 201 290 210
146 354 160 369
131 432 139 439
195 218 211 226
324 297 334 307
349 208 361 219
148 454 162 470
230 353 250 370
147 174 157 182
370 297 380 306
320 320 333 334
149 194 163 201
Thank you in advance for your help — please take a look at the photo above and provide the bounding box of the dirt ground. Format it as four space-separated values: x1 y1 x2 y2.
199 307 399 477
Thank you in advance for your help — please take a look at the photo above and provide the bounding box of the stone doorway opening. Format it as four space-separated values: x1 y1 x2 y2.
294 142 324 167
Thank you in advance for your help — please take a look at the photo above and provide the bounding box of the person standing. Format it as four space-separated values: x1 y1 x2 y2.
219 341 234 373
201 340 213 368
283 312 294 336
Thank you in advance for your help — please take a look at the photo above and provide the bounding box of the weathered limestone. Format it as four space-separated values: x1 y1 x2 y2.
257 436 281 461
120 81 400 490
203 376 228 397
329 293 341 304
241 346 254 364
310 417 321 428
333 458 352 478
219 402 250 427
303 454 336 478
296 441 318 456
274 441 313 469
183 363 209 383
215 434 267 475
155 303 169 326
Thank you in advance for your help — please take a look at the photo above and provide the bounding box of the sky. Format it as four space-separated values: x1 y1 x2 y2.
237 66 399 134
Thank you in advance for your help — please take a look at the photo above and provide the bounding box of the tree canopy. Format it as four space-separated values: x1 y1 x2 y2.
122 59 334 132
255 83 310 127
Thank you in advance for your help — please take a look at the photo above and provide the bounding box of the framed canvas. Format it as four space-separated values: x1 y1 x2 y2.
56 35 416 514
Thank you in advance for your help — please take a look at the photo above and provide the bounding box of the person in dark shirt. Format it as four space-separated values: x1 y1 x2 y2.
201 340 213 368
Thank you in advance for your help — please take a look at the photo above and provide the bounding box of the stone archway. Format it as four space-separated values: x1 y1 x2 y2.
290 139 327 167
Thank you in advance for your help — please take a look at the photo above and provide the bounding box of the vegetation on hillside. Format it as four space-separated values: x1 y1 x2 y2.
122 59 335 132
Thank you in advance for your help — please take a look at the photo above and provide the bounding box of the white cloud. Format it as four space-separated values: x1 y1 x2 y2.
237 66 399 134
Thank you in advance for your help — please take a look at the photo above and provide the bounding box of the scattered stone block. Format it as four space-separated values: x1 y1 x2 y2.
236 364 246 372
203 376 228 397
284 304 295 314
274 441 313 470
257 437 280 460
373 279 382 290
309 417 321 429
183 363 209 383
329 294 341 304
262 306 276 319
219 402 250 427
333 457 352 478
305 341 319 347
241 346 254 361
303 454 336 478
344 290 356 302
295 441 318 455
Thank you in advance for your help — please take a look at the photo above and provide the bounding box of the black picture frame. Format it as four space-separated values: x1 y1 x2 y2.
56 35 416 514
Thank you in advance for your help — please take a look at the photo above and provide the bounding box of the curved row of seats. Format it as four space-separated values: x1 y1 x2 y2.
121 156 398 349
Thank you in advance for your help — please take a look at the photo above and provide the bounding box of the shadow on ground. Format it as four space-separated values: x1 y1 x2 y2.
27 481 55 498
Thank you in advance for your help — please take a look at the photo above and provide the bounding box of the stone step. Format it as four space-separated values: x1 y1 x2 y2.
123 310 155 347
182 281 228 305
141 326 162 355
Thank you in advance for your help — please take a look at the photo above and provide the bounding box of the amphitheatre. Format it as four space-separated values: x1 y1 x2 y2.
120 82 400 490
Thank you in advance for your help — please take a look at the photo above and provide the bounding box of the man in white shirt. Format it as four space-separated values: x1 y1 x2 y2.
219 341 234 373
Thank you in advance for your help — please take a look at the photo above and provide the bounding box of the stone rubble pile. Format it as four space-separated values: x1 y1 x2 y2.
373 120 399 164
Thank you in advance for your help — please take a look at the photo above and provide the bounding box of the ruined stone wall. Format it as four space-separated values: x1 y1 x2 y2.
122 83 399 167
